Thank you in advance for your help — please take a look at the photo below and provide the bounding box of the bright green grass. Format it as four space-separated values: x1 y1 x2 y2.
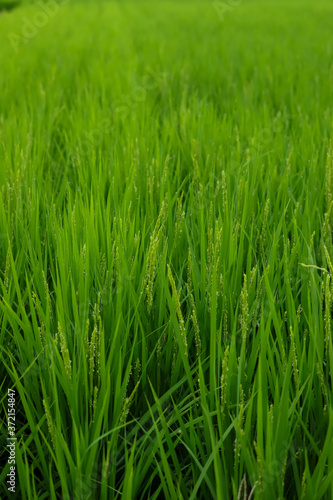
1 0 333 498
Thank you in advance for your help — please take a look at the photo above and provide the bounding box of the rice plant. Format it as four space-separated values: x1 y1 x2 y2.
0 0 333 498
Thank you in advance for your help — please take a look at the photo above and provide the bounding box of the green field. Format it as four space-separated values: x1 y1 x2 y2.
1 0 333 498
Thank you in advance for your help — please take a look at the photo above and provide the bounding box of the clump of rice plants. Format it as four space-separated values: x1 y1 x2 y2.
0 0 333 498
